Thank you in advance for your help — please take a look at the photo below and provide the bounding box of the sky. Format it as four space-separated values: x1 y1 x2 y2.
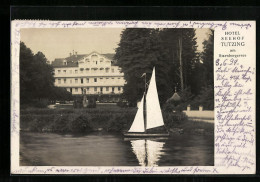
20 28 210 62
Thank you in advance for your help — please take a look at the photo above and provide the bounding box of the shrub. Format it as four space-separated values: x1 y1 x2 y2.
70 114 93 133
107 112 135 132
163 111 188 128
163 87 194 112
23 114 54 132
191 85 214 110
50 114 71 132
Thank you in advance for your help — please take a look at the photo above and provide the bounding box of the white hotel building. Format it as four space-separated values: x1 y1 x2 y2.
52 51 125 102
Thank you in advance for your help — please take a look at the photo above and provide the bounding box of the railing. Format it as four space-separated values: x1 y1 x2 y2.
54 71 124 78
55 82 125 87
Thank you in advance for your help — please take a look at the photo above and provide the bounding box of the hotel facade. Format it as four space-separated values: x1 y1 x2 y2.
52 51 125 102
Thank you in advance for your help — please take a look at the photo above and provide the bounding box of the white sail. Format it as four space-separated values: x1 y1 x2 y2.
146 67 165 129
128 95 145 132
146 140 165 166
130 139 146 166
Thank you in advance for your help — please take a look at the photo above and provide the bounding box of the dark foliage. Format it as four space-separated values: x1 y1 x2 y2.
20 42 72 107
115 28 213 110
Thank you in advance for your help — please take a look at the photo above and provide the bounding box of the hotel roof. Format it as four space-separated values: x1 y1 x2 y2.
52 53 115 68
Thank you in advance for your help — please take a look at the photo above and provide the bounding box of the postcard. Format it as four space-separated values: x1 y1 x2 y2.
11 20 255 174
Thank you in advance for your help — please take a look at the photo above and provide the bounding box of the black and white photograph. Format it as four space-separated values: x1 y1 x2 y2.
19 27 214 167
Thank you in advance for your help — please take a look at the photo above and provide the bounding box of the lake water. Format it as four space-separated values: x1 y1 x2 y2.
20 131 214 166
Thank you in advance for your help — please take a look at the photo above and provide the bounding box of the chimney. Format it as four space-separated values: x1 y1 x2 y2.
75 51 78 57
69 52 72 57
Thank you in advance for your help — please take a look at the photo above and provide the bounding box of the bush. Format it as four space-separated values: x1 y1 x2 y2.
191 85 214 110
50 114 71 132
106 112 135 132
163 111 188 128
20 106 213 135
21 114 54 132
70 114 93 132
163 87 194 112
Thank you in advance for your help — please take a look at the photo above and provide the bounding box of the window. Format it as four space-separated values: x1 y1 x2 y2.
81 78 83 84
94 87 97 91
106 78 109 80
86 87 89 91
100 87 103 92
112 68 114 73
75 79 78 83
94 78 97 82
63 70 66 74
118 87 121 91
58 70 61 74
112 87 115 92
86 78 89 83
92 68 97 73
106 68 109 73
58 79 61 84
70 88 72 92
118 77 121 79
64 79 66 84
106 87 109 91
86 68 89 73
80 68 84 74
75 70 78 74
96 61 98 65
100 78 103 82
91 55 98 61
75 88 78 92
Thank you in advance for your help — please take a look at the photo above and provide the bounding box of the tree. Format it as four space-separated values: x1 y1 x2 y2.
49 87 72 101
20 42 72 106
115 28 171 105
201 29 214 86
32 51 55 99
188 29 214 110
20 42 36 102
192 85 214 110
159 29 198 95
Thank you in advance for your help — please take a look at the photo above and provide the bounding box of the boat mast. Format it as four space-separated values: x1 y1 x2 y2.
143 73 147 133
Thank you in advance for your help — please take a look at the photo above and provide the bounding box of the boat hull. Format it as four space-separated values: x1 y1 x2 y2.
124 133 169 137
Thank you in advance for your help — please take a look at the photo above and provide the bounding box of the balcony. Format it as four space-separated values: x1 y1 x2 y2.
55 81 125 87
54 71 124 78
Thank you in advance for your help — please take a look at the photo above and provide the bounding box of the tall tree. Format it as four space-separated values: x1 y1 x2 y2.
201 29 214 86
20 42 37 102
20 42 71 105
159 29 198 94
33 51 55 99
115 28 171 105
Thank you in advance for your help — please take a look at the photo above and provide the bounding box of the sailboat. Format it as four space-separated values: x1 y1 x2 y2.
124 67 169 137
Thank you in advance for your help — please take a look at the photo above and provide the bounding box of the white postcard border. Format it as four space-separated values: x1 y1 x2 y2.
11 20 256 174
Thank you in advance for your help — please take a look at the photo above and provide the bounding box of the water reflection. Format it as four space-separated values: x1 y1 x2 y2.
129 139 165 167
20 132 214 166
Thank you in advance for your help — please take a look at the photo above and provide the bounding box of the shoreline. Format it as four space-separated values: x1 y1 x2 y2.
20 107 214 136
